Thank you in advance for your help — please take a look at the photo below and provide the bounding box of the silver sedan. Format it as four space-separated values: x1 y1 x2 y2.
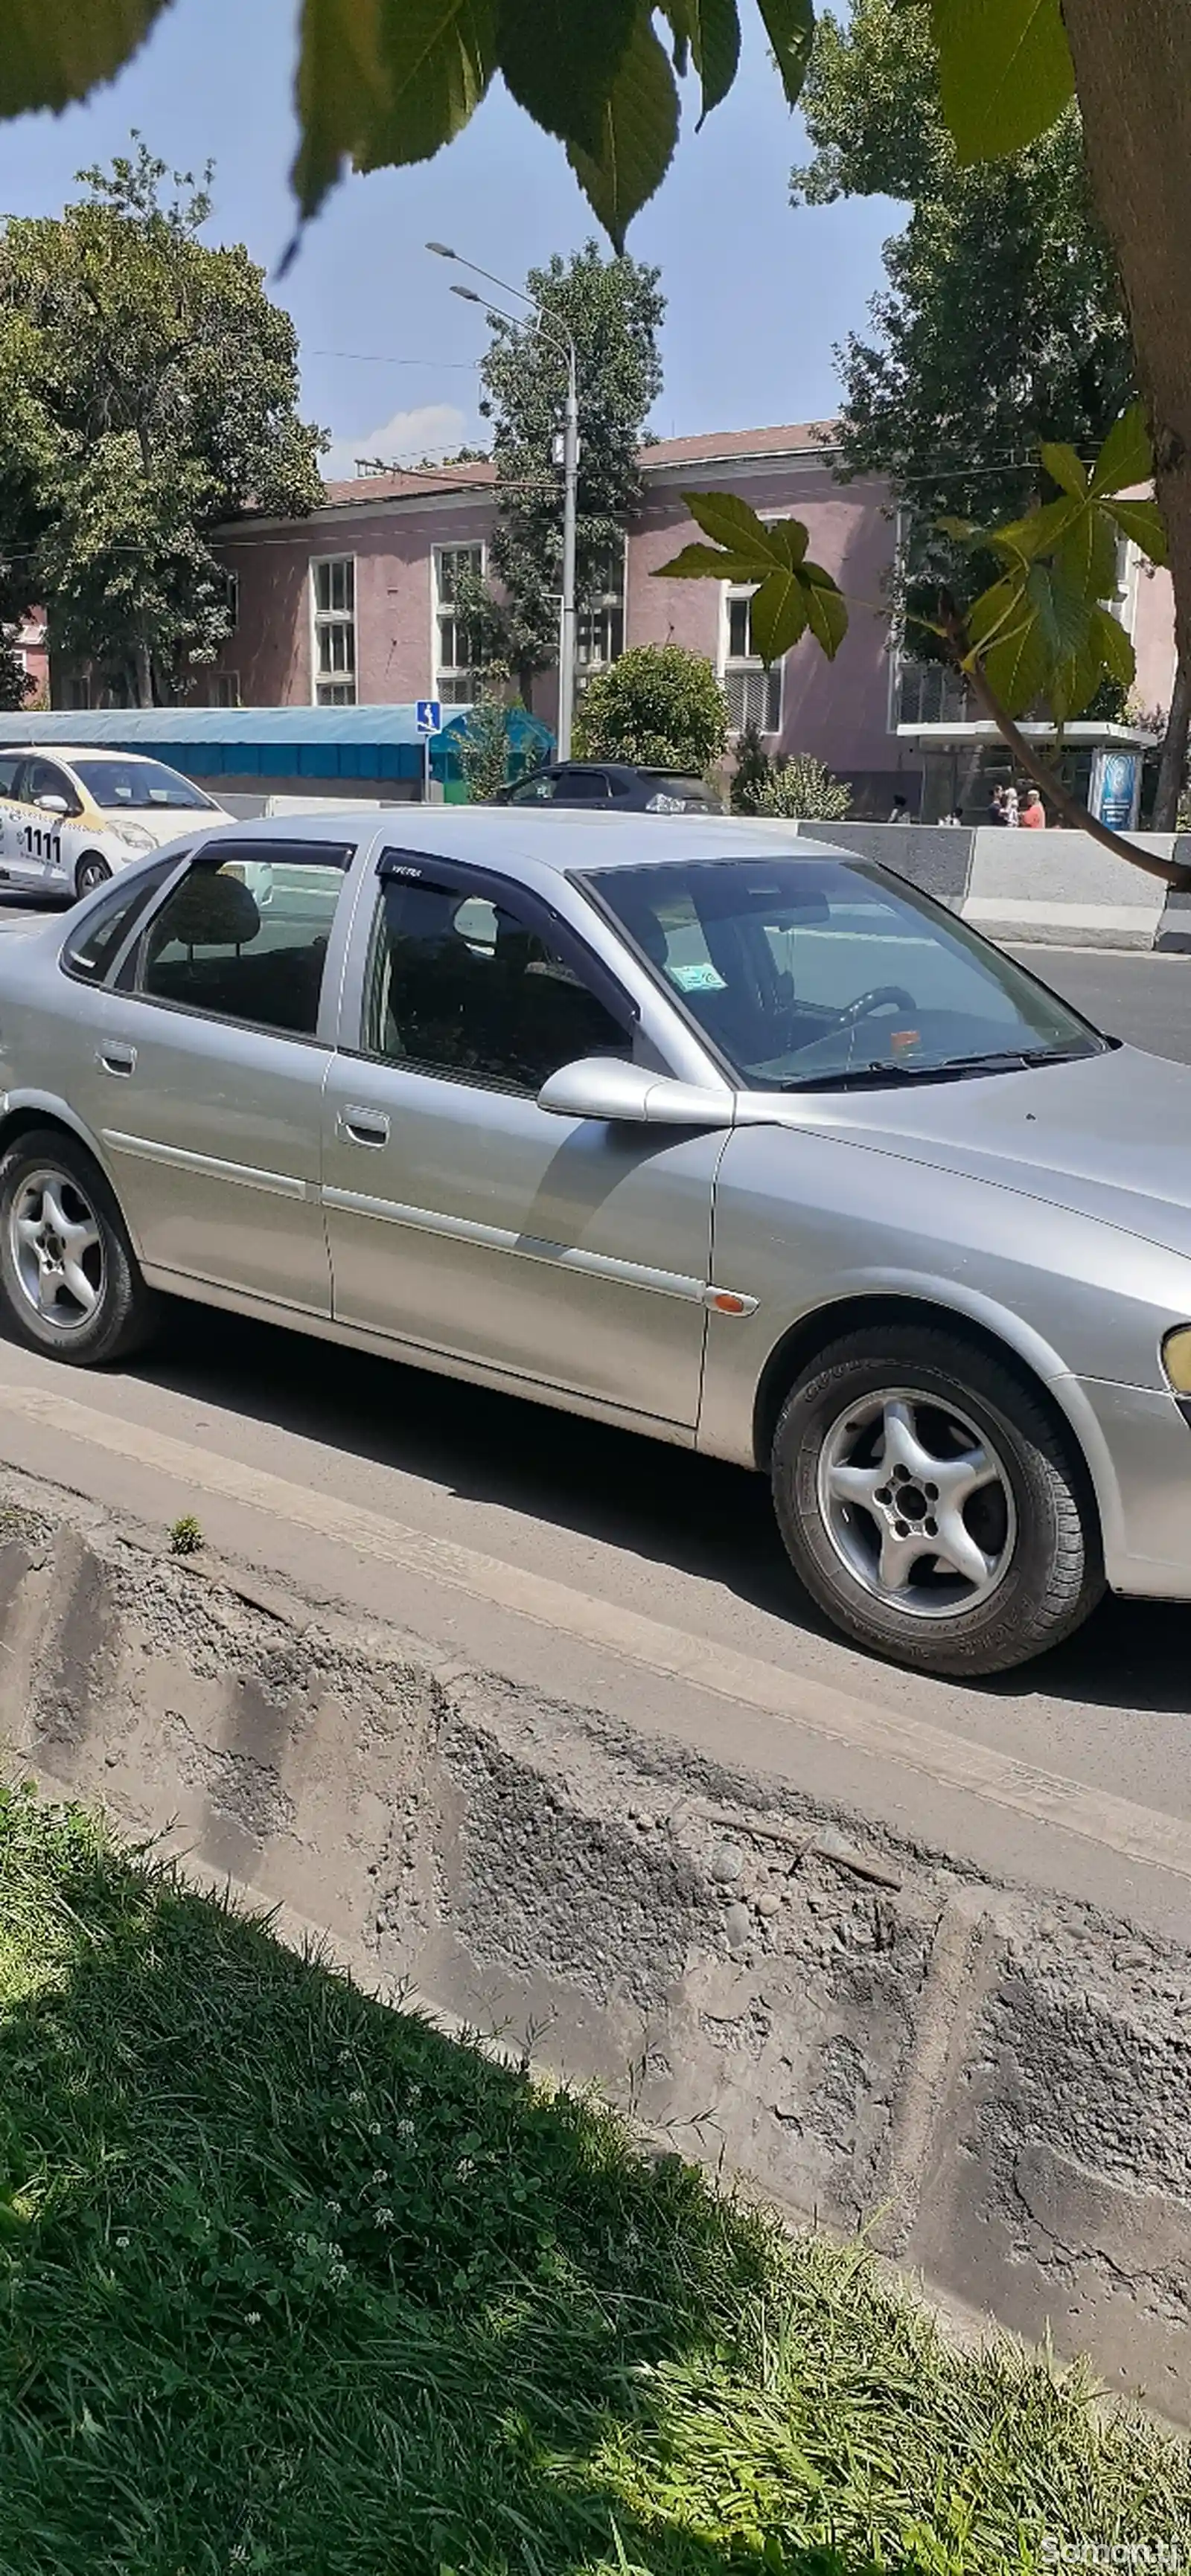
0 809 1189 1680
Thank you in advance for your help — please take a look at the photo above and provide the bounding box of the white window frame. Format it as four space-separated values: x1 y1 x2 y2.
432 541 487 705
1111 534 1140 639
718 578 783 737
310 554 358 707
575 537 627 684
223 570 240 634
210 671 242 708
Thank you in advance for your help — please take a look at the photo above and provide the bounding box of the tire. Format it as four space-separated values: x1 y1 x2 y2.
771 1323 1104 1678
0 1127 156 1366
74 854 112 899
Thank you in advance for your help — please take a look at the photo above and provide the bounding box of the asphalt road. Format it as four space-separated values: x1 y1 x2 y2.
0 908 1190 1940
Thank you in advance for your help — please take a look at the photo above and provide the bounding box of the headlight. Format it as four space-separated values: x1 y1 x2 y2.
1162 1325 1191 1391
114 824 156 853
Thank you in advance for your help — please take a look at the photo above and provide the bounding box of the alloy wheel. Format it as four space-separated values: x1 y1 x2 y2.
816 1385 1017 1620
10 1167 106 1335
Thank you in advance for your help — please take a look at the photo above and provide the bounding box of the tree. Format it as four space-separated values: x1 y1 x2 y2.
9 5 1191 874
468 243 663 704
791 5 1187 815
0 141 324 705
456 669 523 802
755 754 852 819
572 643 727 773
731 720 772 813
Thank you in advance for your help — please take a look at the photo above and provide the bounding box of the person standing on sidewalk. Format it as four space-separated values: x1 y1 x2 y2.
989 784 1009 824
1020 785 1047 829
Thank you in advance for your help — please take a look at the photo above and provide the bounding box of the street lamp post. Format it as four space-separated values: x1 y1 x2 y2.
429 242 579 760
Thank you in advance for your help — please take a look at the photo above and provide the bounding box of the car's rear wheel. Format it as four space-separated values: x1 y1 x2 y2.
771 1324 1103 1676
0 1129 156 1365
74 854 112 899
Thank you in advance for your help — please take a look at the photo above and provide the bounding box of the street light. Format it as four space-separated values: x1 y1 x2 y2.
430 240 580 760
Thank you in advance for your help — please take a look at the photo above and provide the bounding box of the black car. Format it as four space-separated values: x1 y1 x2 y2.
498 760 717 813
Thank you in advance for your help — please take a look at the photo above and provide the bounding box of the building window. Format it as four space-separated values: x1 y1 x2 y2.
721 585 782 734
209 672 241 708
434 543 485 705
576 544 626 682
895 660 972 728
223 571 240 633
312 556 357 706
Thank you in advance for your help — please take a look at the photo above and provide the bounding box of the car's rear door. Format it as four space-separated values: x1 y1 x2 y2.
321 850 725 1432
77 839 354 1315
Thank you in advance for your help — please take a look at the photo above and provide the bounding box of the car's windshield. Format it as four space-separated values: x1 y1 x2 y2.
584 855 1106 1089
72 760 217 813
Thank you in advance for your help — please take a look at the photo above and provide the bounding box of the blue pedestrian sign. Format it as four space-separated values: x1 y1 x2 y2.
416 699 443 734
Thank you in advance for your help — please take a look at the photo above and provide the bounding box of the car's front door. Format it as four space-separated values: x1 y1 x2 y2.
322 854 726 1432
18 759 83 891
80 839 353 1315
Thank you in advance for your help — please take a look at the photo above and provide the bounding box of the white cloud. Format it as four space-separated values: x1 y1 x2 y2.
322 403 470 481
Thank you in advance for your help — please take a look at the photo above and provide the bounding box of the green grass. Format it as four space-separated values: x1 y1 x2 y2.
0 1787 1185 2576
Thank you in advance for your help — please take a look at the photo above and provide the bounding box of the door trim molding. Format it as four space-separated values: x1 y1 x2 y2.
322 1181 706 1302
103 1129 315 1202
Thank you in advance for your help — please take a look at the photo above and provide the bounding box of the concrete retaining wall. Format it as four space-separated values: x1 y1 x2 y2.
2 1471 1190 2420
783 818 1191 951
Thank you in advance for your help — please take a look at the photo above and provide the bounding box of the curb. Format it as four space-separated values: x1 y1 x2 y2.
1 1468 1190 2422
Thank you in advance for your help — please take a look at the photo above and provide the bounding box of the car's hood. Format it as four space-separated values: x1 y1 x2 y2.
761 1045 1191 1258
99 805 232 849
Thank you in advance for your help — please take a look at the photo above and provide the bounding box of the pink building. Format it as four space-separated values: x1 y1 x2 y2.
4 611 49 706
202 423 1178 818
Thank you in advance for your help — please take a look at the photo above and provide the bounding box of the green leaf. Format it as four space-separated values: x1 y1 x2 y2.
567 12 680 249
498 0 639 159
657 0 692 73
1089 603 1137 691
966 571 1029 651
657 542 771 580
690 0 742 124
1104 497 1169 568
293 0 497 220
1026 557 1093 661
984 496 1080 563
1051 629 1111 722
1090 400 1152 498
1038 441 1088 500
749 568 810 662
930 0 1074 164
681 489 779 558
0 0 169 118
755 0 816 109
1053 507 1118 607
803 569 849 659
982 609 1051 716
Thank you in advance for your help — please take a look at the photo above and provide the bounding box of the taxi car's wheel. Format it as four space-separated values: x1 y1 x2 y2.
771 1324 1103 1676
75 854 112 898
0 1130 156 1365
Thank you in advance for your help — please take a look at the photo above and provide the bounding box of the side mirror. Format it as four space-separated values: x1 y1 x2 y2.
36 794 69 817
537 1057 735 1129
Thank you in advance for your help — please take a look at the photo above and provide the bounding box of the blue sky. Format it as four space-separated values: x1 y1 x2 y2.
0 0 900 473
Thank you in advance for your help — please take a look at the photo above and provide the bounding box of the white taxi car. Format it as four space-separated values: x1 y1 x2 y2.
0 747 232 902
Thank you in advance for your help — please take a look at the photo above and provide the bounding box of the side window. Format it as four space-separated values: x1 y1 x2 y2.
0 757 25 800
364 875 633 1093
510 772 557 804
134 846 350 1037
25 760 82 818
63 858 180 986
559 769 610 802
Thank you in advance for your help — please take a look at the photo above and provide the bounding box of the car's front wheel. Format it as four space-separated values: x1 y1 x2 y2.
0 1129 156 1365
771 1324 1103 1676
74 854 112 899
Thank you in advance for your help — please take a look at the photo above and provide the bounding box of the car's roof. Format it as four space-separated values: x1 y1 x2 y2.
6 743 179 766
203 807 849 878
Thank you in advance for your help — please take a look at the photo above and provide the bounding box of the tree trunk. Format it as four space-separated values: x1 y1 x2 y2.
1063 0 1191 836
1152 644 1191 832
132 640 153 709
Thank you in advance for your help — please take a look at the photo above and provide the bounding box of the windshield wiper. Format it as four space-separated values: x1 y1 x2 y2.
780 1043 1100 1095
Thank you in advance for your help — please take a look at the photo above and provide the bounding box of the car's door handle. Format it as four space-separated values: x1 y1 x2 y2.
98 1042 137 1077
340 1106 391 1148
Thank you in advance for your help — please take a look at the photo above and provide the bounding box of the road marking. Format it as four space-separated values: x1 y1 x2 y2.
1 1376 1190 1887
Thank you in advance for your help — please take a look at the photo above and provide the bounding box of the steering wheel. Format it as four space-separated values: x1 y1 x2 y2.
831 984 917 1031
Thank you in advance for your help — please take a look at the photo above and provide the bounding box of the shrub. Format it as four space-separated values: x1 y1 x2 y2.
756 754 852 820
457 671 523 803
731 717 771 813
572 643 728 773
